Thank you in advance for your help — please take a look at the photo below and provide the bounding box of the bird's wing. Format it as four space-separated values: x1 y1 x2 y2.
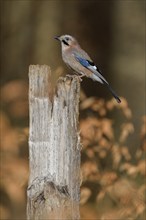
74 54 121 103
73 54 109 84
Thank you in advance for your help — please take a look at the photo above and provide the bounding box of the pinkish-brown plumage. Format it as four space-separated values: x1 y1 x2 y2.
55 34 121 103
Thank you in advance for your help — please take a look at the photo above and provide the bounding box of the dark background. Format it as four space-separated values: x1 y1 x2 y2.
1 0 145 144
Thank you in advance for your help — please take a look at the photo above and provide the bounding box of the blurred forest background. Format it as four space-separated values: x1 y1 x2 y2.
0 0 145 219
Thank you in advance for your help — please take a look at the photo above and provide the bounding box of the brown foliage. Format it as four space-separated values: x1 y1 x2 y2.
80 91 146 219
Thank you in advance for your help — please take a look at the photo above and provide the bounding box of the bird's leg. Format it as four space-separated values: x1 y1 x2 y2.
66 73 85 82
77 74 86 82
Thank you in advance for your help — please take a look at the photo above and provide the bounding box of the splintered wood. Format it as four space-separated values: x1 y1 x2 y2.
27 65 81 220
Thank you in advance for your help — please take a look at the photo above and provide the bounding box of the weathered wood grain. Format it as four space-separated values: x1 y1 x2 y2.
27 65 81 220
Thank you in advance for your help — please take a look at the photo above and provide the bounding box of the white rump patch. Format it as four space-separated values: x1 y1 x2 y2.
93 65 97 70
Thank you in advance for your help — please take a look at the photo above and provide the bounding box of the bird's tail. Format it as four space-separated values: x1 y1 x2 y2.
91 72 121 103
105 83 121 103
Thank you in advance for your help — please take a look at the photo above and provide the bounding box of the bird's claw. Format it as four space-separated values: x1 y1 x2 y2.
66 74 83 82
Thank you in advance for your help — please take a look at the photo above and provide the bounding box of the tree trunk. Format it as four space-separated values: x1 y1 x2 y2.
27 65 81 220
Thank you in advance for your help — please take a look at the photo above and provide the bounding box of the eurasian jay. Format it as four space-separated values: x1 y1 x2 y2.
55 34 121 103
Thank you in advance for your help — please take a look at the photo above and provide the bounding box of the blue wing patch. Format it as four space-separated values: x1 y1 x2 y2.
74 54 109 84
75 55 91 68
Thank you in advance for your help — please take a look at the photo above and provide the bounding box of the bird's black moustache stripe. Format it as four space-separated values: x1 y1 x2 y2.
62 40 69 46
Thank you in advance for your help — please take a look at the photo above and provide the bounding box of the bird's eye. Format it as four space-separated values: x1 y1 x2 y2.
65 37 70 41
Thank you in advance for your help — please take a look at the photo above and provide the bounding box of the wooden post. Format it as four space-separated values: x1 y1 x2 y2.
27 65 81 220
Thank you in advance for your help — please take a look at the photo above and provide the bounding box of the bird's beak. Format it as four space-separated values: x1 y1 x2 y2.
54 36 60 41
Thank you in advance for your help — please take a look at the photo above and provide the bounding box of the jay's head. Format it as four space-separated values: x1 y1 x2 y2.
54 35 79 49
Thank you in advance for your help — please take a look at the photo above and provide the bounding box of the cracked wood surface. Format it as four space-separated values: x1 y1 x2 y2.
27 65 81 220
